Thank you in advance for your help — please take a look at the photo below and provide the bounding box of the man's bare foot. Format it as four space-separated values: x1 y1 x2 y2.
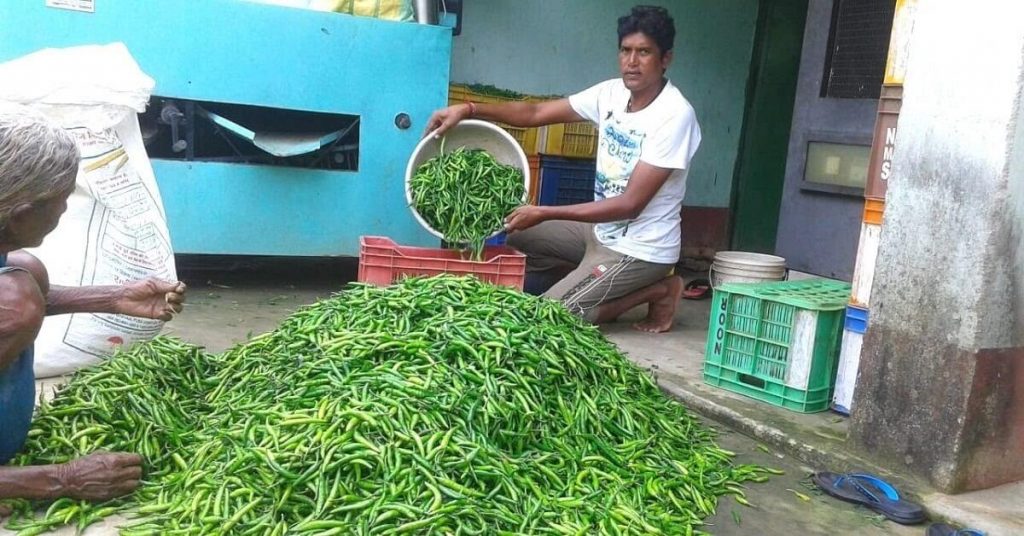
633 276 684 333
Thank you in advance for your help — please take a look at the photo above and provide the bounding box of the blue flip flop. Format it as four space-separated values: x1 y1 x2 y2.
927 523 985 536
812 472 926 524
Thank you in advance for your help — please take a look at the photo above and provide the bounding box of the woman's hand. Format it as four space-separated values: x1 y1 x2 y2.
115 279 186 321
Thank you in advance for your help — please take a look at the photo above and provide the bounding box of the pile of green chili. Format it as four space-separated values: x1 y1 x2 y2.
3 276 773 535
409 143 525 259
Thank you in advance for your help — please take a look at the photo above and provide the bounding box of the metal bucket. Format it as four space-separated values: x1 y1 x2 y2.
405 119 531 241
710 251 787 288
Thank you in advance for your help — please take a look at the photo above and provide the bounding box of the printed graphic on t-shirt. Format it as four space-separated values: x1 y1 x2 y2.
595 120 645 242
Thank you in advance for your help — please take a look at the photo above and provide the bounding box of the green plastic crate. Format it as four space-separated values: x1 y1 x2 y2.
703 279 851 413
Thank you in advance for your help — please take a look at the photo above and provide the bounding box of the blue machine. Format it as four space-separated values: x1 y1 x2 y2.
0 0 454 256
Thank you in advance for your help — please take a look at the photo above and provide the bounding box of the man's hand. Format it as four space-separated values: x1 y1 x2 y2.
505 205 550 233
116 278 186 321
423 104 472 139
55 452 142 501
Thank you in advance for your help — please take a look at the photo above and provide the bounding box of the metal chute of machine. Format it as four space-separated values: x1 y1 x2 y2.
196 107 356 158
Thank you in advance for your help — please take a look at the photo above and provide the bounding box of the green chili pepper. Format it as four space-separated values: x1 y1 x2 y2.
410 141 526 260
5 276 772 535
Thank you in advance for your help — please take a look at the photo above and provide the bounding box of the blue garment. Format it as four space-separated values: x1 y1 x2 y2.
0 253 35 465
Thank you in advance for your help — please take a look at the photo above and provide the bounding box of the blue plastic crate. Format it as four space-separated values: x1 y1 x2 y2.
485 232 507 246
538 155 596 206
845 305 869 334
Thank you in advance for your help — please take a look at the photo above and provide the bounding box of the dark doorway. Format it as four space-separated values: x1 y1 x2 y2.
730 0 809 253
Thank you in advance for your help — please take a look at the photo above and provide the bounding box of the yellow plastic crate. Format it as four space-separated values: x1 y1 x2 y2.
542 122 598 158
447 84 532 106
496 122 539 156
447 84 540 155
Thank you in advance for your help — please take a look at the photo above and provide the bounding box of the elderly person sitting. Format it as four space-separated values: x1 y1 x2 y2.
0 105 185 505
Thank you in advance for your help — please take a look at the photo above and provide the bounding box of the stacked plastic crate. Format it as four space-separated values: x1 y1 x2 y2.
830 1 915 415
539 122 598 160
832 91 900 414
832 195 885 415
448 84 541 163
535 123 599 207
536 155 598 206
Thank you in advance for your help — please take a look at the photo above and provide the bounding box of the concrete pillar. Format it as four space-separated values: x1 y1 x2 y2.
849 0 1024 493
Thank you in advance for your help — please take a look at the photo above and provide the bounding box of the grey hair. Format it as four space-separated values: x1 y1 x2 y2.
0 103 80 228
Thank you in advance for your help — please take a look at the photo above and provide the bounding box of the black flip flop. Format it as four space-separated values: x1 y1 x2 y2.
927 523 985 536
812 472 926 525
682 278 711 300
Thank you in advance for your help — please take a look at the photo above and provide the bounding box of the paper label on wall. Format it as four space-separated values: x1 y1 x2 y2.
46 0 94 13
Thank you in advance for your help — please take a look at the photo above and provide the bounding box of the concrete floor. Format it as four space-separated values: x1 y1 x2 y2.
16 256 1018 535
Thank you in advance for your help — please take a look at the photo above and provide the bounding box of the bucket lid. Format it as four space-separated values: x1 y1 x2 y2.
714 251 786 267
712 263 787 275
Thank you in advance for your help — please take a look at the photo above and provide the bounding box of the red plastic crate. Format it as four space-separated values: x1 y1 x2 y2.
358 236 526 289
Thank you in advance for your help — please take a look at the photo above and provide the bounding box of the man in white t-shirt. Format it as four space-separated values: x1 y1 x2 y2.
425 5 701 333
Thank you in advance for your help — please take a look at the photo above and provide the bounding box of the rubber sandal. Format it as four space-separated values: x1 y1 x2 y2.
682 278 711 300
812 472 926 525
926 523 985 536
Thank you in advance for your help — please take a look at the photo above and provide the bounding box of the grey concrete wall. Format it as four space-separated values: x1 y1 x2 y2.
1007 76 1024 344
850 0 1024 492
773 0 877 279
867 5 1021 349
